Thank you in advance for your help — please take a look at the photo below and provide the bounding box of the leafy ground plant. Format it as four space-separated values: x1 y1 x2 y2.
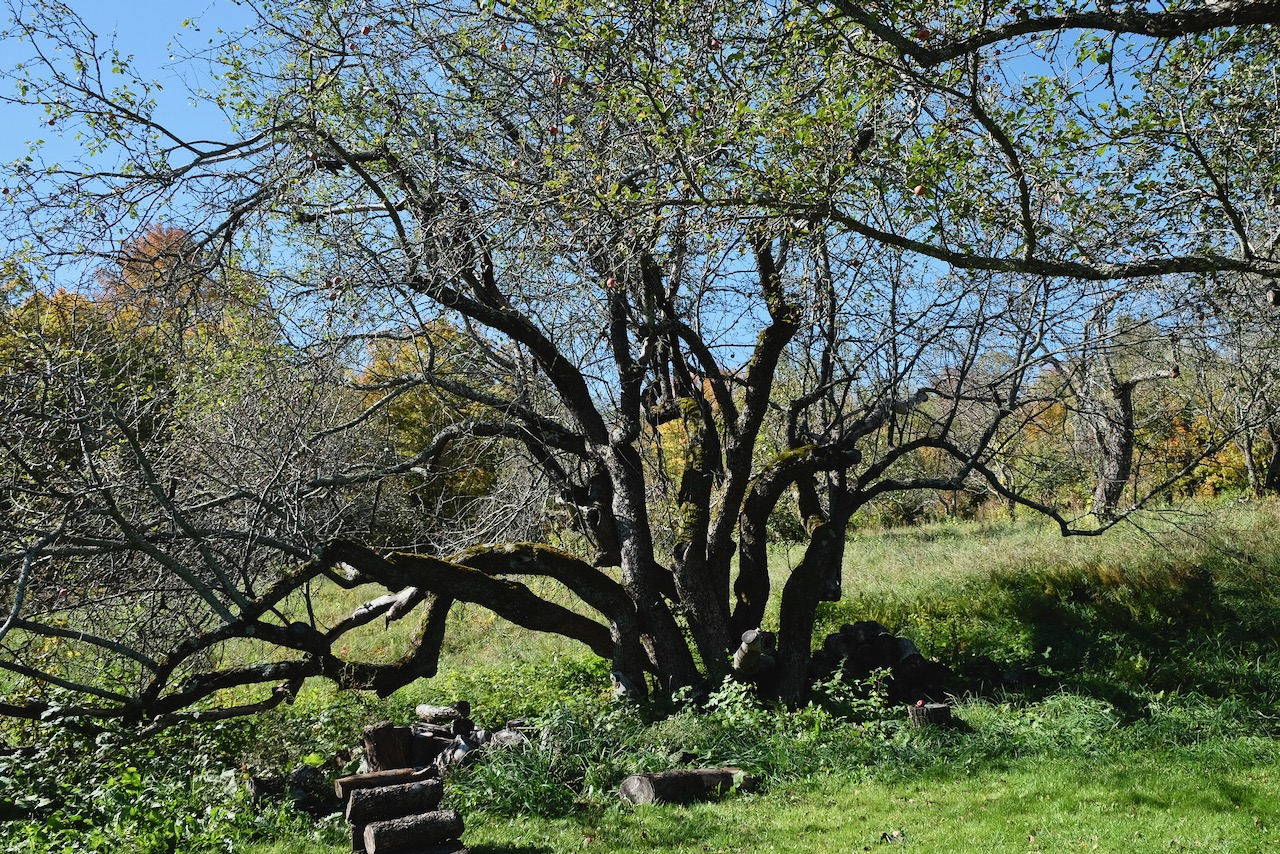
0 711 346 854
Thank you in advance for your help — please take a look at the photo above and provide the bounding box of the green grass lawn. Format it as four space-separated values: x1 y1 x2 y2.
464 755 1280 853
248 501 1280 854
250 742 1280 853
10 500 1280 853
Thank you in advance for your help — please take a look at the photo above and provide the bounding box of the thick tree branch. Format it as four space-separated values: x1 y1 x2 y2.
825 0 1280 67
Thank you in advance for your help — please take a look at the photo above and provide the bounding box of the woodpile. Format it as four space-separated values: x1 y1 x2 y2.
333 766 465 853
332 701 534 853
359 702 530 777
811 620 952 704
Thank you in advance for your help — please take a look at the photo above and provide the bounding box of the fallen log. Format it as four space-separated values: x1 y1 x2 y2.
363 809 464 854
619 768 757 805
336 767 438 801
346 779 444 825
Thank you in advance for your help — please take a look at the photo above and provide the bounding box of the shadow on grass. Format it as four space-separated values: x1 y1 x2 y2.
468 847 554 854
941 556 1280 707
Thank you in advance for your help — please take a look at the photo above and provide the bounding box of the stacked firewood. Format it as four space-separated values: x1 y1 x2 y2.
335 702 533 853
811 620 952 703
335 766 464 854
360 702 531 776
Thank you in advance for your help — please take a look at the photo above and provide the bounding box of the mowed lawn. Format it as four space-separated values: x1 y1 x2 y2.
254 744 1280 853
249 503 1280 854
464 755 1280 853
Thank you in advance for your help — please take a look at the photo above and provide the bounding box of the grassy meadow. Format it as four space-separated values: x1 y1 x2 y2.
5 499 1280 852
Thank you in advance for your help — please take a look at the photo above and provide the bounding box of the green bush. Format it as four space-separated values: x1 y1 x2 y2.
0 713 345 853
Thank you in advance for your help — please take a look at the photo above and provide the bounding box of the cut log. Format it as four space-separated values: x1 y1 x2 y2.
487 728 529 750
363 809 464 853
873 631 899 662
336 766 437 800
433 735 482 772
412 721 454 738
619 768 757 805
346 779 444 825
894 636 921 665
850 620 889 646
907 702 953 728
415 702 469 723
363 721 413 772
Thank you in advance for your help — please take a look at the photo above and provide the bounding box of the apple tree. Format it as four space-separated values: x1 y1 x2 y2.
2 0 1280 726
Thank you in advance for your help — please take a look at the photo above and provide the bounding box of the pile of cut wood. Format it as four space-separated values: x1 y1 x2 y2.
811 620 952 703
335 766 463 854
360 702 531 775
333 701 533 853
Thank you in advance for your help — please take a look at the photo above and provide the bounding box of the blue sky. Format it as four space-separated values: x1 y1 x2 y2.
2 0 252 169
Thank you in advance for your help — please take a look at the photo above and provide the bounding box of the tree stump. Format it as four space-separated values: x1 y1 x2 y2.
346 779 444 825
907 701 952 728
363 809 464 854
619 768 757 805
363 721 413 772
